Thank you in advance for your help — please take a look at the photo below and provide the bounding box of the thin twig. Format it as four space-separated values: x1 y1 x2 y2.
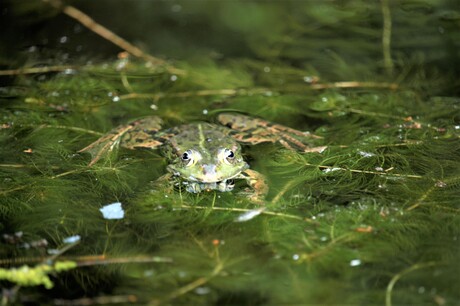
54 295 138 305
149 262 224 306
406 176 459 211
381 0 394 75
0 254 172 266
33 124 104 136
0 164 56 169
0 66 76 76
41 0 183 75
179 204 316 223
309 81 398 90
270 179 301 204
118 88 268 102
42 0 162 65
0 186 27 196
307 163 424 179
385 262 442 306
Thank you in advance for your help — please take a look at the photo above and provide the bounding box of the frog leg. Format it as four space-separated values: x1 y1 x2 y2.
218 113 326 152
79 116 167 166
238 169 269 204
152 172 175 193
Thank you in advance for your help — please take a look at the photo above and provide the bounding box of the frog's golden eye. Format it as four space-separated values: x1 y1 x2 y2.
220 148 235 165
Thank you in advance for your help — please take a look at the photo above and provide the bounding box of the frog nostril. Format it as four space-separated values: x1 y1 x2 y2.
202 164 216 175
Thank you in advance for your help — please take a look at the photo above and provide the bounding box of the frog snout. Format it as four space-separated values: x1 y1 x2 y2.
201 164 219 182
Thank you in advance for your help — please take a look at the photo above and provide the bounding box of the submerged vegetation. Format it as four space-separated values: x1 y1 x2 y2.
1 0 459 305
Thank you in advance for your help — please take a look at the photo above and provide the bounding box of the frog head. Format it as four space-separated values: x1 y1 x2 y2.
166 132 248 184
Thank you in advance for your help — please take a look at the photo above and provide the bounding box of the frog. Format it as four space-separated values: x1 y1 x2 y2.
79 113 325 203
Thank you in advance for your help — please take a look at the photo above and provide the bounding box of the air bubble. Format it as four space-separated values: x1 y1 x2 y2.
59 36 68 44
195 287 211 295
350 259 361 267
171 4 182 12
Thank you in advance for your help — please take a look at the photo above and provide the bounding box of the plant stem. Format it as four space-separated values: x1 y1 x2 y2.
381 0 394 75
385 261 442 306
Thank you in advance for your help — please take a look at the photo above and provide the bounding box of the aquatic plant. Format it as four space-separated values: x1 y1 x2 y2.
0 0 459 305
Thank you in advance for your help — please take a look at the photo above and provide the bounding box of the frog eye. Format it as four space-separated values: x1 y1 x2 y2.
220 148 235 164
225 149 235 159
181 150 194 166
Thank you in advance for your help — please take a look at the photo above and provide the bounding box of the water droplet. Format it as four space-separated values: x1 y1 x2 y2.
59 36 68 44
171 4 182 12
350 259 361 267
144 270 154 277
64 69 76 75
195 287 210 295
358 151 375 158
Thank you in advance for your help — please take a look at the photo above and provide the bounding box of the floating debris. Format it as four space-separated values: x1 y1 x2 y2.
63 235 81 244
358 151 375 158
234 208 265 222
100 202 125 220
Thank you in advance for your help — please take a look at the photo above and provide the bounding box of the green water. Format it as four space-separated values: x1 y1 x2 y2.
1 0 459 305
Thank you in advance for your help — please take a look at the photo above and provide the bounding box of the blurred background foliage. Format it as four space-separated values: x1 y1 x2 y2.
0 0 459 305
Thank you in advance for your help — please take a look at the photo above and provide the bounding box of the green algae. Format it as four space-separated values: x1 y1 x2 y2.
1 0 459 305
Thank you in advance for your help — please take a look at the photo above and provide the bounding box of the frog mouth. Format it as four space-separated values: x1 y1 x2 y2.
167 163 245 183
200 164 220 182
186 172 240 184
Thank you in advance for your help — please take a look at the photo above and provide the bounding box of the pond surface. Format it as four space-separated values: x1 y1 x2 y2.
1 1 459 305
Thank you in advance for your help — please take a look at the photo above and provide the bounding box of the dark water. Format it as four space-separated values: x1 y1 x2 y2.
1 1 459 305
